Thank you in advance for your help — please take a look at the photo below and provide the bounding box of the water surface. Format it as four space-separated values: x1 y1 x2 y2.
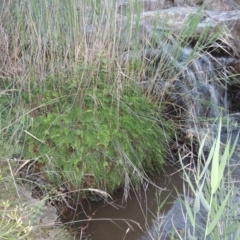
62 166 184 240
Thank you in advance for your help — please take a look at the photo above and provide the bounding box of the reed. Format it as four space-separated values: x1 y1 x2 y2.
145 118 240 239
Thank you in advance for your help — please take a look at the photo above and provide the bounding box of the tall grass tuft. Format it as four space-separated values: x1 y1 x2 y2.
0 0 174 196
177 118 240 239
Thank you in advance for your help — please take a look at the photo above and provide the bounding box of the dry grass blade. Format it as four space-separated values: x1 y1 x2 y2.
81 188 113 200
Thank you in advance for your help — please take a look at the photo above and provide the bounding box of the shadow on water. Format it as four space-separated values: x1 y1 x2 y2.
61 165 184 240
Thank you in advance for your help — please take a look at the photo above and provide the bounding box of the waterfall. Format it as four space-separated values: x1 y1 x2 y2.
125 44 239 120
124 44 240 161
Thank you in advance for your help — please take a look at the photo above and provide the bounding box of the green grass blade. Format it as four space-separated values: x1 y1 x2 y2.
180 155 196 195
185 199 195 227
217 139 231 188
206 191 231 235
199 140 216 181
233 224 240 240
194 192 200 215
229 131 239 157
157 192 171 212
198 186 210 212
211 119 222 194
187 228 198 240
212 227 220 240
197 135 207 162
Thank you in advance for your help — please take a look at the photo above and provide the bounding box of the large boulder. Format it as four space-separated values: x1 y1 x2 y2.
115 3 240 56
116 0 240 12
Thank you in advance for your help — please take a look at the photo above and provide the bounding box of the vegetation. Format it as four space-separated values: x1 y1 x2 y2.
145 119 240 239
179 119 240 239
0 0 239 239
0 170 32 240
24 78 171 191
0 0 173 193
0 200 32 239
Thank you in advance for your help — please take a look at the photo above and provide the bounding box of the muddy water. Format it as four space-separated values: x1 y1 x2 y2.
61 166 184 240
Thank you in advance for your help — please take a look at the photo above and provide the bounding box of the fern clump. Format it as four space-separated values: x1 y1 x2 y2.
24 79 172 192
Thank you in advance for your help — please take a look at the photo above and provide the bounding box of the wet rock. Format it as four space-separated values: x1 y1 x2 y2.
114 2 240 166
129 46 237 120
142 193 240 240
141 198 208 240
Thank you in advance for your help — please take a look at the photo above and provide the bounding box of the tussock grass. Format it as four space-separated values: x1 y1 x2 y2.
0 0 174 198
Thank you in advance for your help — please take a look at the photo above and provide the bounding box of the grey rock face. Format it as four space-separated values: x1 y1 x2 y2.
116 4 240 56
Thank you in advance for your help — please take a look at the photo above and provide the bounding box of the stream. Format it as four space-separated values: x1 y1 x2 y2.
61 166 184 240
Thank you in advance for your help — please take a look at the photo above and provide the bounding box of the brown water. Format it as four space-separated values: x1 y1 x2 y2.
61 166 184 240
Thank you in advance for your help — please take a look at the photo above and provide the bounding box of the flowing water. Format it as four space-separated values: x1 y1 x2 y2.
138 44 237 119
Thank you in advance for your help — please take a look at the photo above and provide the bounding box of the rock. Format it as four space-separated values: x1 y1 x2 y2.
204 0 240 11
117 0 171 14
17 184 73 240
141 197 209 240
115 4 240 56
18 185 58 226
139 7 240 36
102 2 240 166
174 0 186 6
87 3 240 56
142 193 240 240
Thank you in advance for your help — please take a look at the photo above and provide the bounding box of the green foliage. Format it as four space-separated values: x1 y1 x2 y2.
0 87 29 159
178 119 240 239
0 171 32 239
24 78 172 192
0 201 32 239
